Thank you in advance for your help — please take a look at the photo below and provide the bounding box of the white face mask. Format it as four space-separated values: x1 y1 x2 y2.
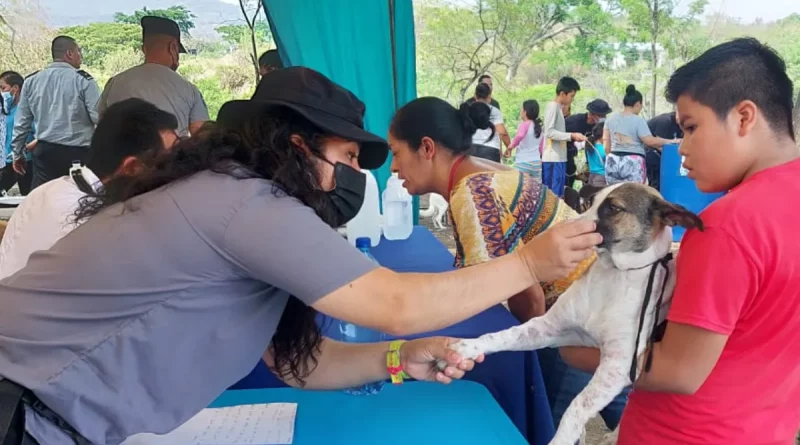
1 91 11 104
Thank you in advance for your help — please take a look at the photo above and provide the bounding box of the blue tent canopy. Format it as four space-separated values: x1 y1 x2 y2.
263 0 420 222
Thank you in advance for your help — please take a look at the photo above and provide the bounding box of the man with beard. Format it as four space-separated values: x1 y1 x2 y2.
98 16 209 136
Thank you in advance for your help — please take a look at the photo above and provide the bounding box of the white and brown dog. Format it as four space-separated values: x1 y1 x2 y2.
447 183 703 445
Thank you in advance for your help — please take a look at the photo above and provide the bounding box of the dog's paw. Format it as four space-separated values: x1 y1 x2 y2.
450 339 484 361
436 339 485 371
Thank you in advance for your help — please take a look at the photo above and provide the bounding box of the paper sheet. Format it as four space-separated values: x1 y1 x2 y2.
121 403 297 445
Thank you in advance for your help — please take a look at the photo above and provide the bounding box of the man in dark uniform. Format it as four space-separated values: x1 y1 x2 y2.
565 99 611 187
12 36 100 190
646 111 683 191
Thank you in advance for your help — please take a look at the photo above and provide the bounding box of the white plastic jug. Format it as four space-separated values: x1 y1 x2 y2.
382 173 413 241
346 169 381 247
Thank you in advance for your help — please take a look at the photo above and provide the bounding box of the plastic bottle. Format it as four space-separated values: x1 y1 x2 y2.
382 173 413 240
338 237 385 395
346 169 381 247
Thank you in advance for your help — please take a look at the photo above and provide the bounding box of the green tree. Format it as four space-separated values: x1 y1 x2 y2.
215 22 271 49
415 0 611 101
613 0 707 115
488 0 614 81
0 0 52 73
113 5 196 35
232 0 268 84
416 0 506 101
60 22 140 68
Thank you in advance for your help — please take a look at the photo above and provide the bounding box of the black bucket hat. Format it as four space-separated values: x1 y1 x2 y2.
586 99 612 116
217 67 389 170
141 16 186 53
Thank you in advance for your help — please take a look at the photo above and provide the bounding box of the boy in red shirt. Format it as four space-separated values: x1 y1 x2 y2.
562 38 800 444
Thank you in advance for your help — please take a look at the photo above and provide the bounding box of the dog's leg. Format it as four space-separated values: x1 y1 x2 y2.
549 359 629 445
448 315 567 360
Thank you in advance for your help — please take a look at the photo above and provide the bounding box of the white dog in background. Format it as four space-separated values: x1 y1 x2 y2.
420 193 449 230
444 183 704 445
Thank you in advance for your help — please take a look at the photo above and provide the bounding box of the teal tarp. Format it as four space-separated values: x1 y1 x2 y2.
263 0 419 222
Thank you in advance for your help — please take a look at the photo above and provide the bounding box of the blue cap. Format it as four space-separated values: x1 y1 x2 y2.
355 237 371 249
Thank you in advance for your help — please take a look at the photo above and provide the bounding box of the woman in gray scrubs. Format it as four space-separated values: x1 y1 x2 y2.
0 68 600 445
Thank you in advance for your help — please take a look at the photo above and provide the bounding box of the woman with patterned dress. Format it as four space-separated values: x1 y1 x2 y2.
389 96 635 432
389 97 595 322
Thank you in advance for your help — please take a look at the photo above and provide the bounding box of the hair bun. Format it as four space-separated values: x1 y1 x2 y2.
626 84 637 94
457 102 478 136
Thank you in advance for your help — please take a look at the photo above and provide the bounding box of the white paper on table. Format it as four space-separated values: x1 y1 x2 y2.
120 403 297 445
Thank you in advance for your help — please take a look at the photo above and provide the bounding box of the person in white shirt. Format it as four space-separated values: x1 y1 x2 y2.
0 98 179 279
507 99 544 180
469 83 510 162
542 77 586 197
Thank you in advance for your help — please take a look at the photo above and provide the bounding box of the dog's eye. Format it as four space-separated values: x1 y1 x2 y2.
608 204 624 214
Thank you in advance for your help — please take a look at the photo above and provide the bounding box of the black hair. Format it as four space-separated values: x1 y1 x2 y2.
390 96 484 155
52 36 77 60
590 121 605 144
467 101 496 144
556 76 580 95
0 71 23 90
623 84 643 107
75 107 350 385
666 37 794 140
86 99 178 179
475 83 491 100
522 100 543 138
258 49 282 69
478 74 491 83
0 71 20 116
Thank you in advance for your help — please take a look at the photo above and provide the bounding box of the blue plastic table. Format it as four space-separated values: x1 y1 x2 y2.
231 227 555 444
214 381 527 444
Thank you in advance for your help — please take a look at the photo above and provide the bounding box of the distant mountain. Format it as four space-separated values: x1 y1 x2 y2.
38 0 245 35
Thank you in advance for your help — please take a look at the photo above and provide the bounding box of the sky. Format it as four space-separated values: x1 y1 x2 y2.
39 0 800 28
704 0 800 22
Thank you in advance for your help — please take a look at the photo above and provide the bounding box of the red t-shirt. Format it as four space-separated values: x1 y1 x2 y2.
619 158 800 445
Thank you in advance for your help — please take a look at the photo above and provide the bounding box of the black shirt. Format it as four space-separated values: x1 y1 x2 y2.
565 113 593 157
465 97 501 110
648 112 683 139
565 113 593 135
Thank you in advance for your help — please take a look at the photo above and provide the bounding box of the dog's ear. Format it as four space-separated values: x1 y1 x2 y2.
578 184 604 211
652 198 704 231
579 184 604 201
563 187 581 212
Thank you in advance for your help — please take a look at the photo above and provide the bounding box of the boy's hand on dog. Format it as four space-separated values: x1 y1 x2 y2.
519 220 601 282
401 337 484 384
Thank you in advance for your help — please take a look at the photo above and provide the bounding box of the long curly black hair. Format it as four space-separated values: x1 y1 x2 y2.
75 107 342 386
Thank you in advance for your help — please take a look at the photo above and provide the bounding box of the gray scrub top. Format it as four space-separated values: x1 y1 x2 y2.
0 169 377 444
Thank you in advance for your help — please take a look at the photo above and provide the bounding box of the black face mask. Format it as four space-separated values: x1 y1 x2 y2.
324 162 366 227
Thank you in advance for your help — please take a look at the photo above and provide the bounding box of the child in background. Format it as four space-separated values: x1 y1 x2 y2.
506 100 543 180
542 77 586 197
584 122 607 186
561 37 800 445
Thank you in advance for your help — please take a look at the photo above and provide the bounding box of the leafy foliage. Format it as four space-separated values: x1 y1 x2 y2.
113 5 196 35
60 23 140 67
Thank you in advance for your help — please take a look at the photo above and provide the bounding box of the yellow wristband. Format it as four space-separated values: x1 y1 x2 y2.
387 340 411 384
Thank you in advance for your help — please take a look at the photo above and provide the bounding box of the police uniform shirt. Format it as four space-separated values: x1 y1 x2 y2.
99 64 209 136
11 62 100 158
